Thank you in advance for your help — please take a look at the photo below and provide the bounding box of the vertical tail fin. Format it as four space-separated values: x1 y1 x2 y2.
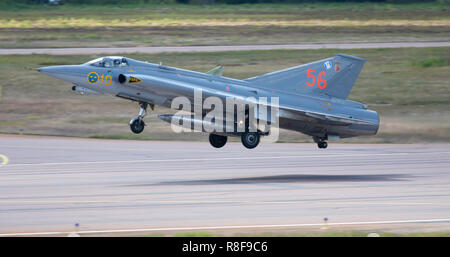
244 54 366 99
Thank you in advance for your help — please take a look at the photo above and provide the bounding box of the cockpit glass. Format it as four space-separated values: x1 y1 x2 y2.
120 58 128 67
85 57 103 67
85 57 129 67
103 58 112 67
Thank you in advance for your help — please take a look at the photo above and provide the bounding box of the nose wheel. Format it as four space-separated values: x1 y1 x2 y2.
130 117 145 134
129 102 150 134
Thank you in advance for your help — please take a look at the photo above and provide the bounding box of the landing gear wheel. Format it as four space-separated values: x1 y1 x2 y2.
130 117 145 134
318 141 328 149
209 134 227 148
241 132 260 149
129 101 150 134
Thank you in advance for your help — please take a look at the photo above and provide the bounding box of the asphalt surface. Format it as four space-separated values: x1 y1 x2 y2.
0 135 449 236
1 42 450 55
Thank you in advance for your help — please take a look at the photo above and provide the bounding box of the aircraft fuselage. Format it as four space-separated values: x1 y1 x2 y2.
38 56 379 149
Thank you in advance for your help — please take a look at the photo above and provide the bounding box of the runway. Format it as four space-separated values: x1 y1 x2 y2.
0 135 449 236
1 42 449 55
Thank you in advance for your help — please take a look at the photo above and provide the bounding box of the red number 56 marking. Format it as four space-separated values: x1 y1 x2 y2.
306 69 327 89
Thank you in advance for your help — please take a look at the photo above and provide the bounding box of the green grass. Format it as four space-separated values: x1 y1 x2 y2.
0 2 448 48
413 57 450 68
0 47 449 143
0 121 27 126
174 232 221 237
148 230 450 237
239 231 450 237
1 2 448 28
1 2 448 12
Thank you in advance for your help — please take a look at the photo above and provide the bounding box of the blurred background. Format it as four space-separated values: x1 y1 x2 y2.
0 0 448 143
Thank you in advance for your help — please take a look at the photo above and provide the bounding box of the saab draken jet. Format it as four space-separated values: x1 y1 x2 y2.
37 54 379 149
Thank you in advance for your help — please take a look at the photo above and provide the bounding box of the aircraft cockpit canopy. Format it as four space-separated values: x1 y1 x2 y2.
85 57 129 68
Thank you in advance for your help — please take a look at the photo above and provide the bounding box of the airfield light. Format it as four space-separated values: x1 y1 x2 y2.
321 218 329 230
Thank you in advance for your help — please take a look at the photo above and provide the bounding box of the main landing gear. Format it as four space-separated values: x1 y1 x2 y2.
313 136 328 149
208 107 263 149
209 134 228 148
241 132 260 149
318 141 328 149
208 132 262 149
130 102 149 134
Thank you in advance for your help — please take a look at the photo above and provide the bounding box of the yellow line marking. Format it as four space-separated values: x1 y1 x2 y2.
0 154 9 165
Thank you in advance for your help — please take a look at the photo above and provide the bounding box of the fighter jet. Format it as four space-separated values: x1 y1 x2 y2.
37 54 379 149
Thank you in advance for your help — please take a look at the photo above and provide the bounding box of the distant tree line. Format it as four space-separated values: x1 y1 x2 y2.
7 0 446 5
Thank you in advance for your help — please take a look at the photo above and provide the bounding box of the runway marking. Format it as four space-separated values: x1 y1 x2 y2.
1 151 449 168
0 200 440 206
0 198 444 206
0 154 9 165
1 218 449 237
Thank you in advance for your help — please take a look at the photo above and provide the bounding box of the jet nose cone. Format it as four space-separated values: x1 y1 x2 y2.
36 65 81 83
36 66 54 74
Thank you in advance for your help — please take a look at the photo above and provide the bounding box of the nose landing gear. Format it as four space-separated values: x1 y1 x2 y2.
129 102 151 134
130 117 145 134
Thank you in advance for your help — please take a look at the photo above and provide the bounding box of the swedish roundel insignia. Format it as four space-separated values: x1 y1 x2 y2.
87 72 99 84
